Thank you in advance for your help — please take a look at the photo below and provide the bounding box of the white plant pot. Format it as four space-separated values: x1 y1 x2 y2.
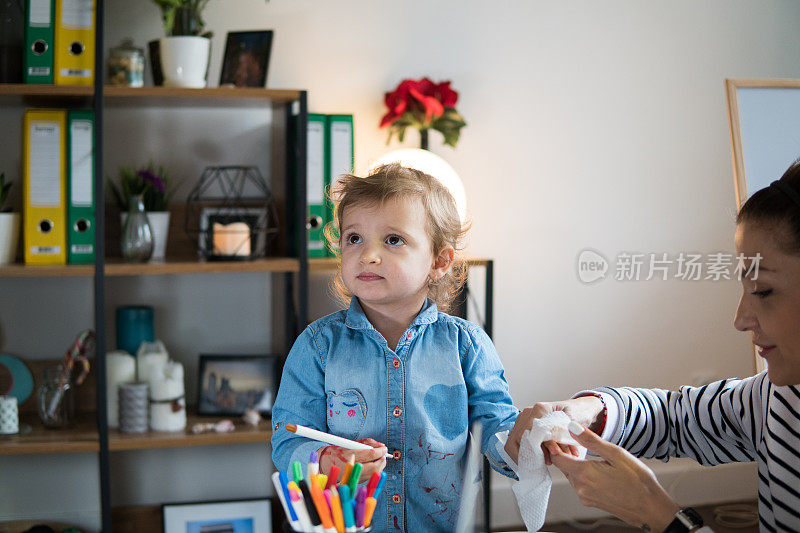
121 211 170 262
0 212 20 265
159 36 210 88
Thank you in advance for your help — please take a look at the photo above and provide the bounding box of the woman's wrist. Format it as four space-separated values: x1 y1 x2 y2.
642 482 681 531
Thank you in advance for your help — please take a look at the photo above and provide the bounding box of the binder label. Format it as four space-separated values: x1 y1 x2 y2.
307 121 325 204
29 0 51 25
61 0 91 28
29 121 62 207
69 119 92 206
60 68 91 77
71 244 92 254
32 246 61 255
28 67 51 75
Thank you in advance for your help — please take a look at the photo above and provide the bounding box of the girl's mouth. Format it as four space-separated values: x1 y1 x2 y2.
357 272 383 281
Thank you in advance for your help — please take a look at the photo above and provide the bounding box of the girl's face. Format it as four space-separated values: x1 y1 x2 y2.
340 196 445 315
734 222 800 386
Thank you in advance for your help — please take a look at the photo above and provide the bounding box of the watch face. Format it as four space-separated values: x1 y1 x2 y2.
678 507 704 528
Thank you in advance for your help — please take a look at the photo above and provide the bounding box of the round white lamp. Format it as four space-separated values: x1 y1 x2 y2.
371 149 467 223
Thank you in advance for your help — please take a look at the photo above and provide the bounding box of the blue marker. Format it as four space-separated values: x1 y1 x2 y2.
373 471 387 500
338 484 356 529
278 471 298 521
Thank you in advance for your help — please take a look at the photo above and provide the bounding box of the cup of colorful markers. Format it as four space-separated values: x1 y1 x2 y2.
272 451 386 533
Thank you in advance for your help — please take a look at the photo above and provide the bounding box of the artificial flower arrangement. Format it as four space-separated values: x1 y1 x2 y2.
108 163 177 212
380 78 467 148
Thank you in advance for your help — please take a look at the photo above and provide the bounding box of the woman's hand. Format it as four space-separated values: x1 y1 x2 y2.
505 397 605 463
318 438 387 484
548 422 680 532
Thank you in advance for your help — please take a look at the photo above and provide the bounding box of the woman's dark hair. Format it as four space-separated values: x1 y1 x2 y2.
736 160 800 255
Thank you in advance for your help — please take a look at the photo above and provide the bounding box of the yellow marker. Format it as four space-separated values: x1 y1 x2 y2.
317 474 328 491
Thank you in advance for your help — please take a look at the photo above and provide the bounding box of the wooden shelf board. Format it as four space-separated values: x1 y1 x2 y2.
104 256 299 276
0 263 94 277
103 86 303 107
109 414 272 451
0 413 99 456
0 83 94 97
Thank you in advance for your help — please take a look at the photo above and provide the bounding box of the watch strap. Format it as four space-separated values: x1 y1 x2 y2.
663 507 704 533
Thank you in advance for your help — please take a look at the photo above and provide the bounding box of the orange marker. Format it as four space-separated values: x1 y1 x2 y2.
340 454 355 485
364 496 378 528
326 488 345 533
308 474 335 530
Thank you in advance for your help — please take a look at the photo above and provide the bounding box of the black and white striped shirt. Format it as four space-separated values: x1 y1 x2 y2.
591 372 800 532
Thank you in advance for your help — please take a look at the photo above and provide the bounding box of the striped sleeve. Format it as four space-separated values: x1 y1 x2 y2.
593 372 769 465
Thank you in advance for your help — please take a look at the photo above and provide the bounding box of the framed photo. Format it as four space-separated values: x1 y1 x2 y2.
198 355 280 416
199 207 269 260
163 498 271 533
219 31 273 88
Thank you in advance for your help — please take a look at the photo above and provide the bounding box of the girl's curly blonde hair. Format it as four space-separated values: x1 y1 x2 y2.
323 162 470 312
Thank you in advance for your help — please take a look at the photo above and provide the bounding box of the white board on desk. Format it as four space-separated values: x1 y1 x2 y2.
725 78 800 374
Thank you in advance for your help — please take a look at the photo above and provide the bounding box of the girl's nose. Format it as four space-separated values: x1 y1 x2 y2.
733 293 757 332
360 244 381 265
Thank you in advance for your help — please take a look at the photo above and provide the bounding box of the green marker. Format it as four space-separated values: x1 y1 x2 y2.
292 461 304 483
348 462 362 495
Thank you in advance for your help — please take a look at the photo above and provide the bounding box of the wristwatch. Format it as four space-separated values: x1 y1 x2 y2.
662 507 704 532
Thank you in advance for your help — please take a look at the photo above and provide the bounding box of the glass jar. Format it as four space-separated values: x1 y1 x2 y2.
121 194 154 262
37 364 74 428
108 38 144 87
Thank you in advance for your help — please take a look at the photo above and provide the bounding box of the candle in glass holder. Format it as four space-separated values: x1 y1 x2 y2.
213 222 251 256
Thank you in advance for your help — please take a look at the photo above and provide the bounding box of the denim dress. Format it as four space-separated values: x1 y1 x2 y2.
271 298 518 532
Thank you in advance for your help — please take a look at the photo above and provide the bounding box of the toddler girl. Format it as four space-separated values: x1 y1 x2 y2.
271 163 518 532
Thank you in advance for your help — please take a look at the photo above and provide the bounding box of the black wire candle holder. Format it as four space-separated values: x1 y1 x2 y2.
184 166 279 261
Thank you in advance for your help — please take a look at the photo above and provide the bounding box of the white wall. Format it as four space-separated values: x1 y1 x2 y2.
5 0 800 529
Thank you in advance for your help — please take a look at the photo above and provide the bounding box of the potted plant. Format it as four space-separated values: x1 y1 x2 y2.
151 0 268 87
109 163 177 262
0 172 20 265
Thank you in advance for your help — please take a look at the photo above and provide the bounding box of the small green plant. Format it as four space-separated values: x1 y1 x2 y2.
0 173 12 213
108 163 178 212
151 0 268 38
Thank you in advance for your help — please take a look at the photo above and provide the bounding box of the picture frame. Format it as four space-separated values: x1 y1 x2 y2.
725 78 800 374
198 355 280 416
219 31 273 88
163 498 271 533
199 207 269 261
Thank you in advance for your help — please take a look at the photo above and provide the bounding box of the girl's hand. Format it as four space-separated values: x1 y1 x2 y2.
548 423 680 532
504 397 605 463
318 438 387 484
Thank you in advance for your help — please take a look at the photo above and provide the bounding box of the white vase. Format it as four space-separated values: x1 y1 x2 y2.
159 36 210 88
121 211 170 262
0 212 20 265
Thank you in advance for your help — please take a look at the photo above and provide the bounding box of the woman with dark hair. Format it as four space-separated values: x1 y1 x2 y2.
505 162 800 532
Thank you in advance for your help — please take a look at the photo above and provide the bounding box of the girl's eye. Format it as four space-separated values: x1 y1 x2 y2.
752 289 773 299
347 233 362 245
386 235 405 246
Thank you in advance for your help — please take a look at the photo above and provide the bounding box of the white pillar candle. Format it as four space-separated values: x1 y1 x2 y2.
0 396 18 434
106 350 136 428
136 340 169 384
149 360 186 432
213 222 251 256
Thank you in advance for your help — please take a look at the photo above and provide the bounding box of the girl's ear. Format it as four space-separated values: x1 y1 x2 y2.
431 246 455 280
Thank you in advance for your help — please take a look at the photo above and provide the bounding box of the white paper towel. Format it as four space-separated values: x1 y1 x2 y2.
497 411 587 531
106 350 136 428
149 360 186 432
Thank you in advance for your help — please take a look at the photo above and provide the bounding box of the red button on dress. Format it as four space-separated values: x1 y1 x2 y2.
392 493 401 504
392 358 400 369
393 449 402 460
392 407 402 417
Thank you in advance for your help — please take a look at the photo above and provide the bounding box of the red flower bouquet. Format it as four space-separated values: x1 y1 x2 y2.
380 78 467 148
